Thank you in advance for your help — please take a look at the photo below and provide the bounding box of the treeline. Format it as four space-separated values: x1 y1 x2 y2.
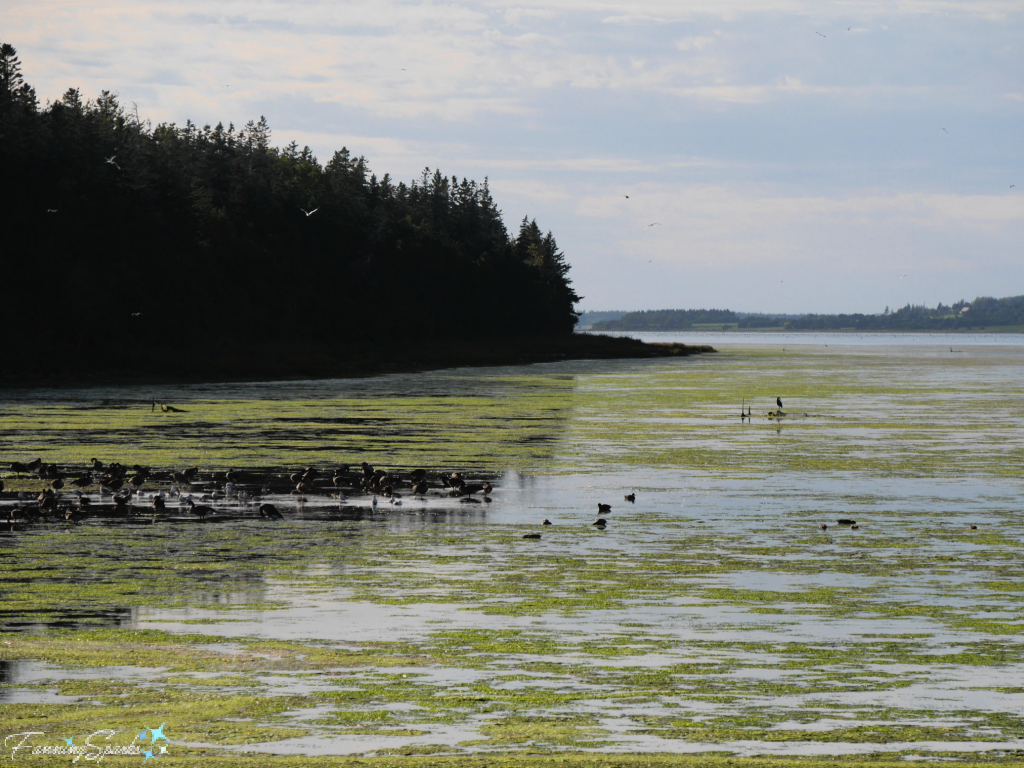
592 309 737 331
0 43 580 361
784 298 1024 331
589 297 1024 332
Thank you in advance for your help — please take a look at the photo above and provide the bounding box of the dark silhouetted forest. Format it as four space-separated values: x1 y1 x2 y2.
0 43 581 367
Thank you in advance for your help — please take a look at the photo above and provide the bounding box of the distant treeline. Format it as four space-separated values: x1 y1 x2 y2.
592 309 738 330
0 43 580 358
591 297 1024 332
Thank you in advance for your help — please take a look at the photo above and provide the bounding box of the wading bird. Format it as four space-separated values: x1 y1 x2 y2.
777 397 783 409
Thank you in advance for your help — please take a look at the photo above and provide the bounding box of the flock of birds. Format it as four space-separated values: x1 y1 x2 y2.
0 459 495 526
1 452 980 533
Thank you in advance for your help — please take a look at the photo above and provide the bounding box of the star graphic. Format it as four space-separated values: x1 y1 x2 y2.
64 737 74 747
138 730 148 740
159 745 168 754
149 723 168 742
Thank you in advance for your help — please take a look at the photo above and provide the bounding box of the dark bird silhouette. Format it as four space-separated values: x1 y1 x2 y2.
542 519 552 525
850 524 859 530
186 499 211 519
624 493 635 503
50 479 64 491
71 476 93 488
523 533 542 539
593 518 607 528
819 523 828 530
152 496 165 511
970 525 978 530
598 503 612 513
65 507 85 524
815 31 826 37
777 397 783 409
837 518 856 525
260 503 284 520
412 481 428 495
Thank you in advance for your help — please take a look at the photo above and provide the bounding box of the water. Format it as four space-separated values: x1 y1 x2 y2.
590 330 1024 347
1 343 1024 757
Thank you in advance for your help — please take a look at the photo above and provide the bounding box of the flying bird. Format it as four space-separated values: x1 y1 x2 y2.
645 222 661 230
815 31 826 37
940 128 947 133
131 312 141 317
847 26 851 30
47 209 58 213
300 207 319 217
105 155 120 169
624 195 629 198
901 274 907 279
1011 185 1016 189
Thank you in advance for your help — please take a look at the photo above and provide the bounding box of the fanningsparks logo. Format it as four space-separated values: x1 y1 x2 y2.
4 724 169 762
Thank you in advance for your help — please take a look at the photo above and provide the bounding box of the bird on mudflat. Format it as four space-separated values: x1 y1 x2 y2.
542 519 552 525
186 499 211 519
819 523 828 531
598 503 612 513
260 503 283 520
777 397 783 409
624 493 635 503
523 533 542 539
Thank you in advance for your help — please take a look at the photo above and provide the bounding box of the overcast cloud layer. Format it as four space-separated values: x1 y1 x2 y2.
7 0 1023 312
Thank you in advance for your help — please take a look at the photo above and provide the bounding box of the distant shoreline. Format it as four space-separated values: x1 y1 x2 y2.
581 326 1024 334
0 334 716 390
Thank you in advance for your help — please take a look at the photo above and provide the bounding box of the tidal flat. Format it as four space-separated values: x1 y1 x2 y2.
1 342 1024 764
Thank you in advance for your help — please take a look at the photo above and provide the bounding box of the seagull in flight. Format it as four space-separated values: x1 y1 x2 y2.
940 128 947 133
47 209 58 213
900 274 908 279
131 312 141 317
815 31 826 37
644 222 661 230
1011 185 1016 189
847 26 851 30
105 155 120 170
300 207 319 217
624 195 629 199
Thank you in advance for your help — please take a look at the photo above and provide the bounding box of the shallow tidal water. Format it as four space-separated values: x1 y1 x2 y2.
1 341 1023 759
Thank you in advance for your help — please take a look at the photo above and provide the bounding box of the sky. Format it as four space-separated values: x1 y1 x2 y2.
5 0 1023 313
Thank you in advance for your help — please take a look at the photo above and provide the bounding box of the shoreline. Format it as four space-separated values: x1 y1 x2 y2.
0 334 715 390
581 327 1024 334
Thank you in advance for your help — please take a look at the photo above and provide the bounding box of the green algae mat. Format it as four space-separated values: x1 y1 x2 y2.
1 344 1023 763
